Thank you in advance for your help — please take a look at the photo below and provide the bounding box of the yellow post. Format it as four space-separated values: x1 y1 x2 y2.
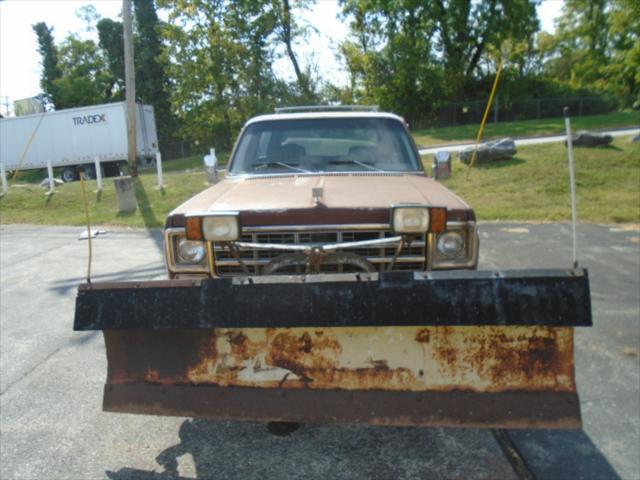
466 60 505 178
79 172 93 283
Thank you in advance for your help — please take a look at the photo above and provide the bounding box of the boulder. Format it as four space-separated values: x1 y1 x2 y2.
565 130 613 148
459 138 517 164
632 134 640 143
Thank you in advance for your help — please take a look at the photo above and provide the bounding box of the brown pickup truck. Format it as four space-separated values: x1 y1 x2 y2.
74 106 592 428
164 109 477 278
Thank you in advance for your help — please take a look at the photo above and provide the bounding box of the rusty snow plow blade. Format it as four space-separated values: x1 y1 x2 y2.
74 269 592 429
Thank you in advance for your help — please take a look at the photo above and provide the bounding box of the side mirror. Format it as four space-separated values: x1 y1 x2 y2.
432 151 452 180
204 149 219 184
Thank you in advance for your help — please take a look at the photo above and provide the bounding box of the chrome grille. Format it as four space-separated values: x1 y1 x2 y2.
213 229 426 276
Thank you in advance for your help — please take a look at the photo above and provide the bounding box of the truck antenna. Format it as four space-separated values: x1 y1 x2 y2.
563 107 579 269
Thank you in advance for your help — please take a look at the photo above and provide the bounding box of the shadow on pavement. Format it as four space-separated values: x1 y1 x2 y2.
48 263 166 296
133 177 163 243
105 419 513 480
104 420 622 480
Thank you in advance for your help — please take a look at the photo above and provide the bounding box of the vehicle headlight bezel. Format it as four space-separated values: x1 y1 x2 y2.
176 238 206 264
185 211 241 242
391 205 431 234
430 222 479 270
164 228 209 274
436 231 465 257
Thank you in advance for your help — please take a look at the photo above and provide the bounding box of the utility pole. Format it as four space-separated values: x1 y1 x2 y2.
123 0 138 176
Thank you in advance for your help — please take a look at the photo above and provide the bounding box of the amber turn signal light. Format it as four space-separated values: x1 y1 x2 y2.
429 207 447 233
185 216 203 241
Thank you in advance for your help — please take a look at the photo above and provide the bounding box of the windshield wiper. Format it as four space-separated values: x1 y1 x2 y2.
252 162 310 173
328 159 384 172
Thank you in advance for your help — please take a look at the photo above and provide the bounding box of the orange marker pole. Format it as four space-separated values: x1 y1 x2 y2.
466 60 505 178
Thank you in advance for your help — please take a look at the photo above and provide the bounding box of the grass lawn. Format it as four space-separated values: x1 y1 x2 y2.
0 156 215 229
412 111 639 147
424 136 640 223
1 136 638 228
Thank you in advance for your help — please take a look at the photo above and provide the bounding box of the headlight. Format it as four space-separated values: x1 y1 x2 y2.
177 238 206 264
202 213 240 241
436 231 465 257
392 206 430 233
185 212 240 242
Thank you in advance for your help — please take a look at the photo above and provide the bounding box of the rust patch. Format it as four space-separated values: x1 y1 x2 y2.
268 331 341 367
312 364 417 390
431 327 574 391
415 329 430 343
106 326 576 394
144 369 162 384
267 330 342 376
369 359 389 369
301 332 313 353
105 329 218 385
224 330 254 358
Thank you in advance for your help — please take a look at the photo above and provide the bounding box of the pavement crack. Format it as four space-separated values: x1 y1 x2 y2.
0 345 65 396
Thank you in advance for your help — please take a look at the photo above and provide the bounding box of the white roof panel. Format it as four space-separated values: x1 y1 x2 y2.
246 111 405 126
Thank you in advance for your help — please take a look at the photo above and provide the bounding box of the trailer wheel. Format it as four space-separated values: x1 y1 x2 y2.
81 164 96 180
140 156 156 169
61 167 77 183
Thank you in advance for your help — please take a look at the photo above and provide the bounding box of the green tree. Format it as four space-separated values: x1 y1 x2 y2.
542 0 639 104
133 0 176 140
158 0 292 148
53 35 113 108
339 0 443 121
32 22 63 109
432 0 539 96
273 0 318 102
605 0 640 104
543 0 609 88
97 18 125 99
338 0 540 118
76 5 101 32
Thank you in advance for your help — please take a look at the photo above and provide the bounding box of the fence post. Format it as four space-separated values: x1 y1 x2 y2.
94 156 103 191
494 95 499 123
45 156 55 194
156 151 164 188
536 99 541 120
579 98 584 116
452 102 457 124
0 158 8 195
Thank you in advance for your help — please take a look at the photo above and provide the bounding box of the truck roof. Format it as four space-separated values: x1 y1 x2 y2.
246 111 405 126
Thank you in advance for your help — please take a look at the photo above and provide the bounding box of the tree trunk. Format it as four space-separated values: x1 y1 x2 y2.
281 0 310 98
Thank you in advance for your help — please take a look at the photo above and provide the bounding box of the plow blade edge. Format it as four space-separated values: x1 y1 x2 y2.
75 269 592 428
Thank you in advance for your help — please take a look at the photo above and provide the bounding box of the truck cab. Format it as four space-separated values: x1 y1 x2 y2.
164 108 478 278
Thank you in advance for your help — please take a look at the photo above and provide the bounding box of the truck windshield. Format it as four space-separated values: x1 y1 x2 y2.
228 117 421 175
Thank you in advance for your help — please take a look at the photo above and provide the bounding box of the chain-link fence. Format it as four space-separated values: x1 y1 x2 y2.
410 95 634 130
158 139 210 162
158 95 634 161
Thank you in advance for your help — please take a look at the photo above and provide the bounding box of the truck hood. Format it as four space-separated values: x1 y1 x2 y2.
171 173 471 213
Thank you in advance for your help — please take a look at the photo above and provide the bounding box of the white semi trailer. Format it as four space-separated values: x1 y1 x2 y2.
0 101 158 182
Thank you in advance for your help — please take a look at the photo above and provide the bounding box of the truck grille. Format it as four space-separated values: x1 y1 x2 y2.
213 229 426 276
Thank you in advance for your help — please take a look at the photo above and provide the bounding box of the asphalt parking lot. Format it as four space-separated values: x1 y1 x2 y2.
1 223 638 479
